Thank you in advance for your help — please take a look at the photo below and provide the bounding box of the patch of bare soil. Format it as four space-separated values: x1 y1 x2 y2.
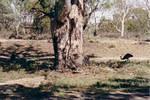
0 38 149 62
0 39 53 54
84 38 150 61
0 39 54 72
0 76 46 88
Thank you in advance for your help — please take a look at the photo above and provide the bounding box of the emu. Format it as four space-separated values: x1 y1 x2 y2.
10 52 17 61
120 53 133 61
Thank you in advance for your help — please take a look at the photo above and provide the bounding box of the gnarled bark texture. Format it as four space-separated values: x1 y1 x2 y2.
51 0 84 70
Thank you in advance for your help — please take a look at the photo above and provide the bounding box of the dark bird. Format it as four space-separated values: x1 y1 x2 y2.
87 53 96 58
120 53 133 61
144 39 150 42
93 30 97 36
10 52 17 61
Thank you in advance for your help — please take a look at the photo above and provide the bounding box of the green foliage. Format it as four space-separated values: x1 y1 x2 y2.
24 1 34 11
126 8 148 33
126 20 137 32
112 7 149 33
29 0 64 33
41 17 50 32
0 0 10 7
101 0 113 9
98 20 117 33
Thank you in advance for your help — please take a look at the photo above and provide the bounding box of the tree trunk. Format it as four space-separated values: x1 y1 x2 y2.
121 16 125 37
50 17 59 69
52 0 84 70
94 11 97 36
147 10 150 33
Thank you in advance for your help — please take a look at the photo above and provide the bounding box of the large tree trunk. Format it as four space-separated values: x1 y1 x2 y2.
51 0 84 70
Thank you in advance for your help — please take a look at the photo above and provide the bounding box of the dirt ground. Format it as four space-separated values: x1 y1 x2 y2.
84 38 150 61
0 64 149 99
0 39 54 70
0 38 149 99
0 38 150 61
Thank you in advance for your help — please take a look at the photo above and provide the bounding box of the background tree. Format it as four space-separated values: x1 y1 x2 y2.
126 8 148 33
144 0 150 33
84 0 112 36
0 0 14 31
112 0 131 37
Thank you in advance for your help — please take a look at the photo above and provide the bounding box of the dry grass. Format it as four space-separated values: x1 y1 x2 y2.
0 38 149 99
84 37 150 59
43 62 150 88
0 59 149 99
0 68 43 83
39 63 150 99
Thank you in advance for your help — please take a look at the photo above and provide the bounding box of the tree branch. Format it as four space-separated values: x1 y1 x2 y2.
31 8 50 17
83 2 99 30
111 22 121 33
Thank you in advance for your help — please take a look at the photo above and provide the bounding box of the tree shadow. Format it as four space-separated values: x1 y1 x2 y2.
0 43 54 73
0 84 51 99
84 77 150 100
0 77 149 99
0 84 78 99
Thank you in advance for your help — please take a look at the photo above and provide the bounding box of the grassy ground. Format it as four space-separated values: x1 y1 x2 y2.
0 38 149 99
0 62 149 99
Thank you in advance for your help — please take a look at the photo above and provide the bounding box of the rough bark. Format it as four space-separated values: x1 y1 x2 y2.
52 0 84 70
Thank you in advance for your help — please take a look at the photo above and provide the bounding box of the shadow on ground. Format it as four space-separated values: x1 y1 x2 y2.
84 77 150 100
0 43 54 73
0 77 149 99
0 84 52 99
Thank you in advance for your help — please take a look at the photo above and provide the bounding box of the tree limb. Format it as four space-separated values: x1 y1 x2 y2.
83 2 99 30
